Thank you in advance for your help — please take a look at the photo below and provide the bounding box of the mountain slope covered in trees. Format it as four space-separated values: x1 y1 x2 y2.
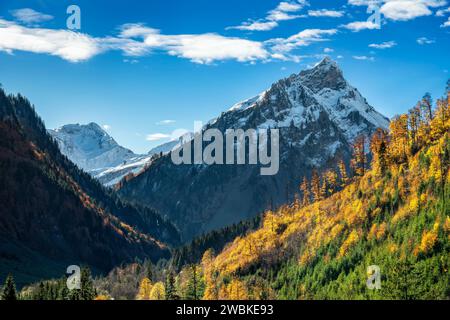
125 86 449 300
194 89 450 299
0 87 179 287
118 58 389 241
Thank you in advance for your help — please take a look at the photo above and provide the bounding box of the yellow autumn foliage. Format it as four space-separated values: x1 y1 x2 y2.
339 230 360 258
149 282 165 300
136 277 153 300
417 221 440 254
205 127 449 282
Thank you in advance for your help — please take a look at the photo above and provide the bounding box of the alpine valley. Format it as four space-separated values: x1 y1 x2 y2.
1 58 448 301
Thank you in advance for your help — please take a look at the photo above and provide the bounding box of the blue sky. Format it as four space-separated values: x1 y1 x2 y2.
0 0 449 153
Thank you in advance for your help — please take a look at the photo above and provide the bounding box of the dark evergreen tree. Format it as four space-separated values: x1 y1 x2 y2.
165 271 176 300
2 274 17 301
80 267 95 300
185 265 199 300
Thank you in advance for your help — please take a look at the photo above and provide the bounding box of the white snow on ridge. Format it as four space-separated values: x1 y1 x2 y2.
222 57 389 144
49 122 178 187
228 90 267 112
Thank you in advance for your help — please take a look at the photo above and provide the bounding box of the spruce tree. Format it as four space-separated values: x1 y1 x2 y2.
165 271 176 300
80 267 95 300
2 274 17 301
146 262 153 282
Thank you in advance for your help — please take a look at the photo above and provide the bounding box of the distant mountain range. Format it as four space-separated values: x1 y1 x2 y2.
117 58 390 240
49 123 183 186
0 89 179 286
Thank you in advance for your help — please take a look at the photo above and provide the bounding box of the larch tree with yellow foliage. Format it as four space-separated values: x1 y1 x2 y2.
351 135 367 176
370 128 389 176
300 177 310 207
136 277 153 300
149 282 165 300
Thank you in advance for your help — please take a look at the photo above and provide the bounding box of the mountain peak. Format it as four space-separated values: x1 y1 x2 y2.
49 122 137 172
298 57 346 93
86 122 105 132
316 56 336 68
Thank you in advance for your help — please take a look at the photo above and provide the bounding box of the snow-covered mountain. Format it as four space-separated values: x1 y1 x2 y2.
118 57 389 240
49 123 189 186
49 123 137 172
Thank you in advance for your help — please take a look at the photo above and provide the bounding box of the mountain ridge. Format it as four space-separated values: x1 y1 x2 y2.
118 58 390 241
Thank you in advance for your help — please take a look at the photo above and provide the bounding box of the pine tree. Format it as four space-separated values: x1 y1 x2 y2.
80 267 95 300
146 261 154 282
165 271 176 300
185 264 203 300
2 274 17 301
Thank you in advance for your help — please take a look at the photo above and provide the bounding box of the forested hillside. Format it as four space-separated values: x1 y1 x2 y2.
0 87 179 287
129 87 449 300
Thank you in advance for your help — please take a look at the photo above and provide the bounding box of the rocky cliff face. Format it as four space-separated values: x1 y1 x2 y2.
118 58 389 241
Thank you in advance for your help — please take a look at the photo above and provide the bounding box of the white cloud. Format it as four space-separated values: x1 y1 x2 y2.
369 40 397 49
0 19 102 62
156 120 176 125
353 55 375 61
348 0 447 21
268 29 338 53
380 1 432 21
102 124 111 131
442 16 450 25
417 36 435 44
343 21 380 31
123 58 139 64
0 17 337 64
116 24 270 64
227 21 278 31
436 6 450 16
269 1 309 21
348 0 375 5
0 20 270 64
228 1 308 31
128 31 268 64
166 35 268 64
146 128 189 142
146 133 171 141
10 8 53 25
308 9 345 17
324 47 334 53
278 1 306 12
